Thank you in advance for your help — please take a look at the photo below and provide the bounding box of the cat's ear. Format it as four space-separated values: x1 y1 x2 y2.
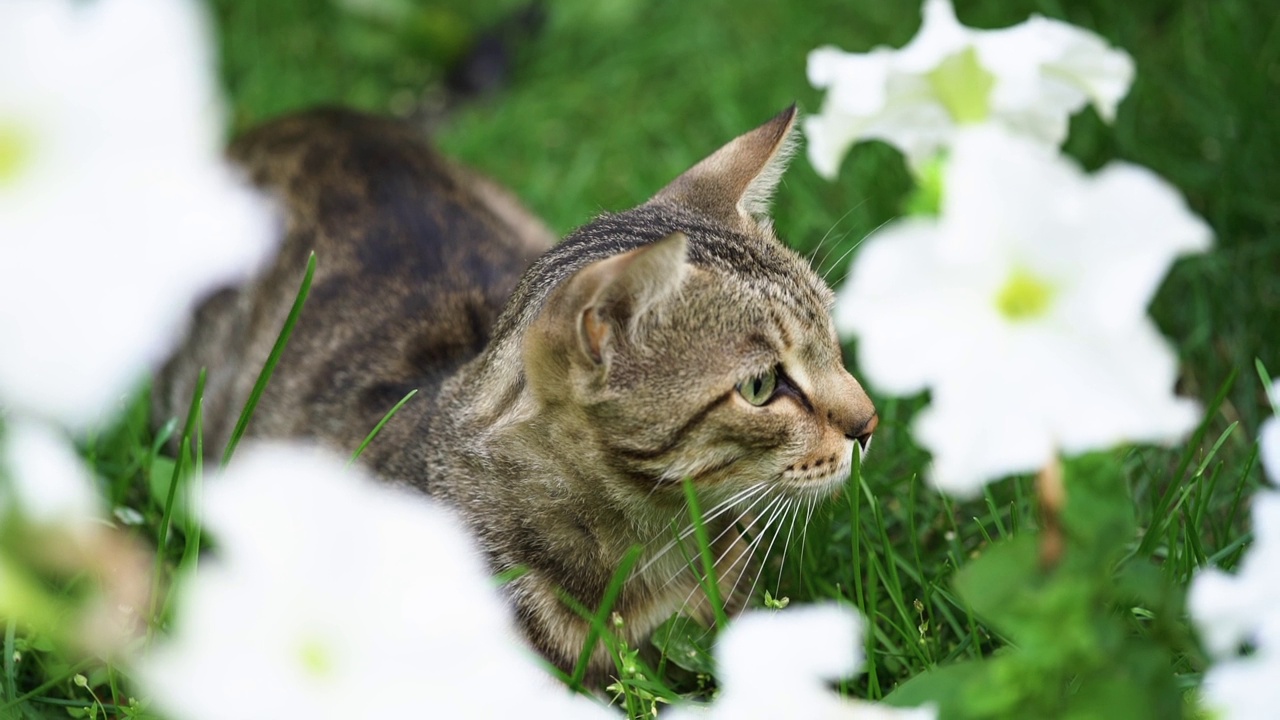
575 232 688 365
651 105 798 229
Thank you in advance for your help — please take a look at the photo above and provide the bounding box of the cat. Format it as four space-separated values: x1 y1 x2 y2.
154 105 878 684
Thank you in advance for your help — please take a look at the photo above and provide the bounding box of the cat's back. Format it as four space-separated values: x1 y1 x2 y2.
154 108 554 477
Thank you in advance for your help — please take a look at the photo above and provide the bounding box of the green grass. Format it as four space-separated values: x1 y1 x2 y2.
5 0 1278 716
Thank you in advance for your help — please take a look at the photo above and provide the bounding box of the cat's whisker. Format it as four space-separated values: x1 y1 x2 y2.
704 487 777 550
690 493 780 593
809 202 863 271
688 497 792 646
718 495 792 609
715 490 787 559
794 495 818 594
813 229 852 281
681 494 786 625
820 239 866 284
660 492 785 595
641 482 764 552
687 493 786 594
771 495 805 595
820 215 890 283
739 498 796 614
642 478 669 503
170 104 883 683
637 483 770 577
637 481 762 548
669 487 782 588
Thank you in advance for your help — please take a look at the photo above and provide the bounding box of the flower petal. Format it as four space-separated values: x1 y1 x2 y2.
914 372 1057 495
139 443 610 719
1200 653 1280 720
1262 415 1280 487
716 604 863 688
804 3 1135 176
803 110 869 181
895 0 972 73
0 0 277 430
835 218 988 395
1 419 101 526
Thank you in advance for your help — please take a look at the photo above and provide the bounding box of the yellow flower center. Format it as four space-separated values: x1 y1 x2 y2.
904 152 948 216
996 267 1054 321
298 637 334 678
926 47 995 124
0 122 34 187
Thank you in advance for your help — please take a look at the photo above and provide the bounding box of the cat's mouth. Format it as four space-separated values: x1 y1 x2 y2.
778 458 852 499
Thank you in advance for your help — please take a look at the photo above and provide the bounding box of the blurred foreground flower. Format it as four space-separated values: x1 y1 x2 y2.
1189 487 1280 719
137 445 608 720
0 0 275 430
1261 381 1280 485
669 604 935 720
1 420 99 527
0 421 151 655
804 0 1134 175
835 128 1210 494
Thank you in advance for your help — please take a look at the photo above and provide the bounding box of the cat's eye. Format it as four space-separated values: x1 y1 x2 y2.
737 368 778 406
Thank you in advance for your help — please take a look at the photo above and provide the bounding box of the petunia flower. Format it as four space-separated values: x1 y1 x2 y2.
668 604 936 719
1260 381 1280 485
804 0 1135 175
1189 487 1280 719
0 420 100 528
136 444 610 720
0 0 276 430
834 128 1210 495
0 420 152 655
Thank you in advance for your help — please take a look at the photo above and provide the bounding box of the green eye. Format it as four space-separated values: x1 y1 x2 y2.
738 368 778 406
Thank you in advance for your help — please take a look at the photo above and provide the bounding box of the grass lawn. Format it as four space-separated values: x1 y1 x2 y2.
16 0 1278 716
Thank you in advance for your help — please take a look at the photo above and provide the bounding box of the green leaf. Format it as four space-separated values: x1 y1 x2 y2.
650 615 716 676
952 535 1041 639
1061 453 1137 570
1063 646 1181 720
146 456 185 521
904 153 946 216
884 661 988 719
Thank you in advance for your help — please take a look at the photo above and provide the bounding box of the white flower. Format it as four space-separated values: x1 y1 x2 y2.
1 419 100 527
137 444 609 720
1260 381 1280 485
1190 491 1280 719
0 0 276 430
668 604 935 720
804 0 1135 175
0 420 152 655
1195 649 1280 720
835 128 1210 494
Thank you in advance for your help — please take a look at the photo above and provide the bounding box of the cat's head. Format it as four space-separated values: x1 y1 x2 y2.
524 106 876 509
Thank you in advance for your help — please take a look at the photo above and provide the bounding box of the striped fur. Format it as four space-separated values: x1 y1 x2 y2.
155 105 877 685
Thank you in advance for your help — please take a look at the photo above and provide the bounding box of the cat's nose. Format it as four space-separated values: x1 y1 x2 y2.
847 413 878 450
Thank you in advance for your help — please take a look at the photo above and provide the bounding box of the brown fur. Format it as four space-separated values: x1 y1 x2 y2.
155 106 877 685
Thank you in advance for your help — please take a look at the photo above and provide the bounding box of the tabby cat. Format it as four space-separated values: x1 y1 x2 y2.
155 105 878 684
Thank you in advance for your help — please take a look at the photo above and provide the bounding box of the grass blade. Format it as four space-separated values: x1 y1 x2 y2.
221 252 316 466
569 544 644 690
148 369 206 638
3 620 15 702
348 389 418 466
1256 359 1275 411
681 479 729 630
